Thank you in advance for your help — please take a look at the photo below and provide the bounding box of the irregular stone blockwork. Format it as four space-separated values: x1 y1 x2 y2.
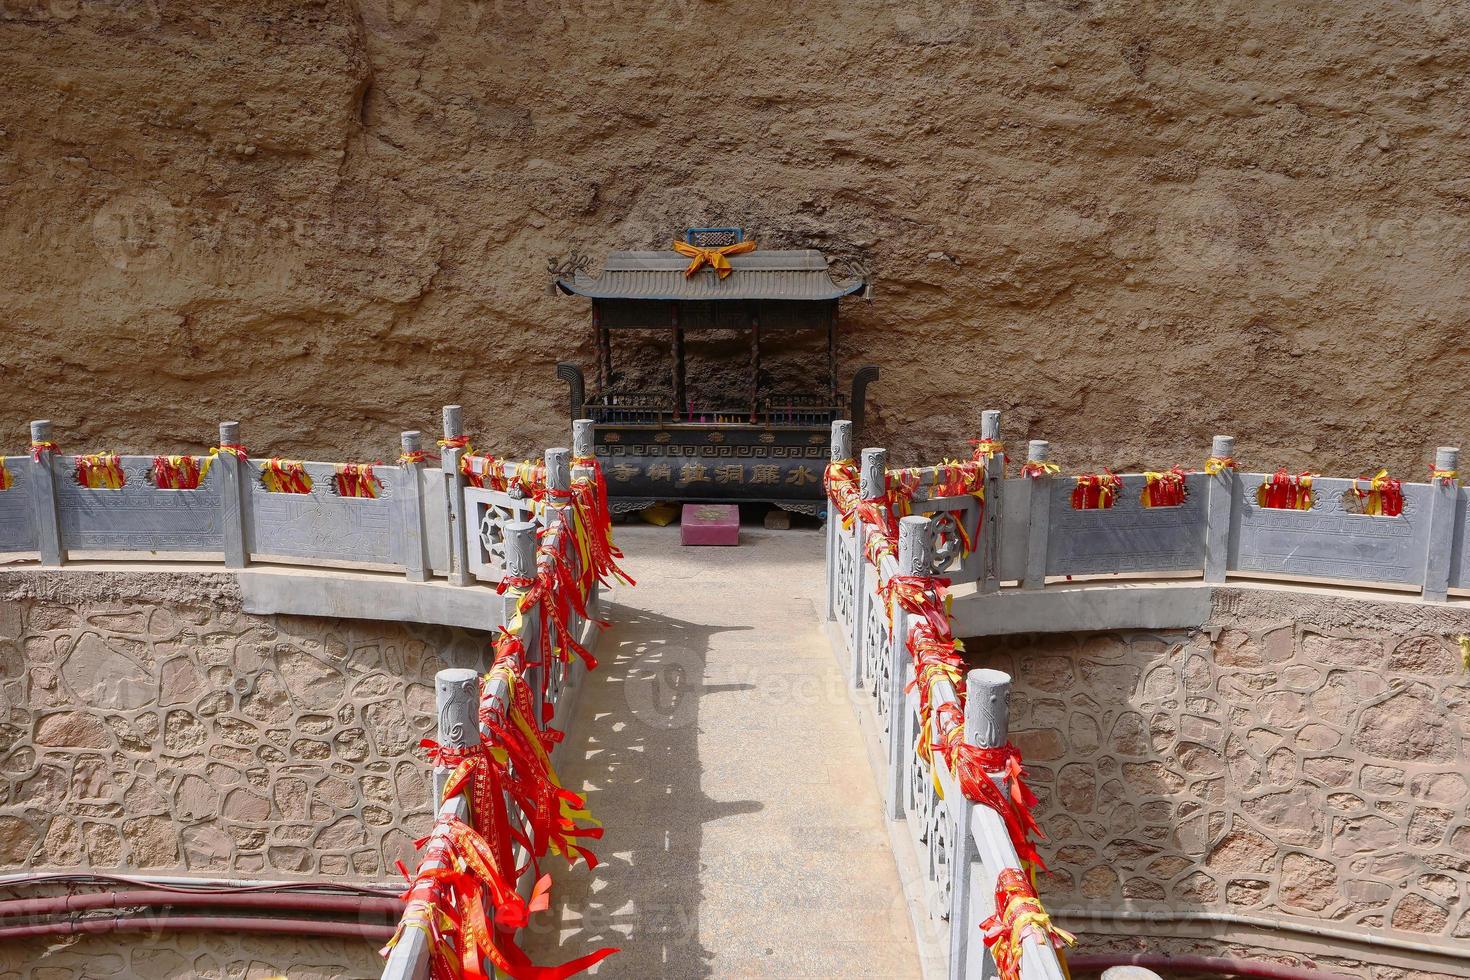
969 588 1470 953
0 932 384 978
0 573 485 879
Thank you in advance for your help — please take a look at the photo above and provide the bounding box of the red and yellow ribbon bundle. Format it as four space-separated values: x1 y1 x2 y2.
948 738 1049 873
860 497 899 565
1204 454 1236 475
1429 464 1459 487
671 237 756 279
149 455 209 489
928 458 986 500
1070 472 1120 510
569 457 635 589
74 452 126 489
498 520 603 699
461 453 509 491
980 868 1075 980
825 460 860 528
1141 467 1189 508
970 438 1006 467
382 812 614 980
29 440 58 461
1257 468 1314 511
510 461 547 501
480 640 606 868
443 436 512 493
261 458 312 494
333 462 383 499
1019 460 1059 479
0 459 11 492
1351 469 1403 517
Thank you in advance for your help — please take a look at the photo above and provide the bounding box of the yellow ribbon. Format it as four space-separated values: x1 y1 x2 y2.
1204 455 1236 475
672 238 756 279
1020 460 1060 479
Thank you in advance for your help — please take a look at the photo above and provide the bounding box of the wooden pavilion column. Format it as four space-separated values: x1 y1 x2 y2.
828 301 838 406
671 303 686 418
749 304 760 424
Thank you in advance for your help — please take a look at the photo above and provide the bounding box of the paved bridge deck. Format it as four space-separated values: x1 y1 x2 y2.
526 524 921 978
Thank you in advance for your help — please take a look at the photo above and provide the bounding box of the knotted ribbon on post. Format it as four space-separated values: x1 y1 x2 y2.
980 867 1075 980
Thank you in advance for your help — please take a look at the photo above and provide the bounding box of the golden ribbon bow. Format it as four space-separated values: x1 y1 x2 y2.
672 238 756 279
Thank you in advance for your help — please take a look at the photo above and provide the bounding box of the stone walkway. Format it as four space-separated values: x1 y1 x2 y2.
524 524 921 979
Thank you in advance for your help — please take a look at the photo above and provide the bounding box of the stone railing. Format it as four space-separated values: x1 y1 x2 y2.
827 416 1070 980
826 415 1470 979
0 411 618 973
0 411 610 617
382 508 602 980
841 414 1464 603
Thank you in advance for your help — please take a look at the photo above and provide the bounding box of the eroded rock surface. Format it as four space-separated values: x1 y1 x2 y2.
2 4 1468 468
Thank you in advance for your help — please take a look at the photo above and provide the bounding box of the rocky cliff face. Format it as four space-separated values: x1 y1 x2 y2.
1 1 1466 471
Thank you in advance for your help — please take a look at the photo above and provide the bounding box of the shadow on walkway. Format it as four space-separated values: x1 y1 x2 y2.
524 603 761 978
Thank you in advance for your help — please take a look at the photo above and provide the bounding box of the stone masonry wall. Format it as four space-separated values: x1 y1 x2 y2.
0 932 384 980
967 587 1470 968
0 570 485 881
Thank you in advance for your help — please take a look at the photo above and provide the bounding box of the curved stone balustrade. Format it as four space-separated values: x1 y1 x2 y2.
826 416 1470 980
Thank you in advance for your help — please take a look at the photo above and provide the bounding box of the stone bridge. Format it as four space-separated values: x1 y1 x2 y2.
0 413 1466 980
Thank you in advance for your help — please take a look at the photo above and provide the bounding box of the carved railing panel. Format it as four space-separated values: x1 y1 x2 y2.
1452 487 1470 590
0 458 37 554
465 487 540 582
1230 474 1432 585
834 523 857 634
246 460 403 567
1046 473 1209 576
55 455 224 555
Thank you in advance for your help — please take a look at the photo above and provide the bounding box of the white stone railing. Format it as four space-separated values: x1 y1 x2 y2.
823 414 1470 979
381 510 596 980
829 414 1068 980
0 411 607 603
835 415 1465 602
837 514 1070 977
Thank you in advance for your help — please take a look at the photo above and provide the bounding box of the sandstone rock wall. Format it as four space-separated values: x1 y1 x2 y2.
0 571 485 880
967 588 1470 965
2 2 1468 472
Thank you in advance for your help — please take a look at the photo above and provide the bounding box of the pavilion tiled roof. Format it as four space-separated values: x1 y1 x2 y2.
555 249 866 302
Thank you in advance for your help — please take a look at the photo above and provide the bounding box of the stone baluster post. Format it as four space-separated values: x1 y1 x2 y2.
851 447 886 689
890 515 932 819
826 419 853 622
398 431 430 583
954 667 1013 978
571 419 600 619
1423 446 1460 602
979 410 1003 594
1022 440 1052 591
432 667 482 803
545 446 573 713
442 405 472 587
29 421 63 566
1102 968 1166 980
217 421 248 569
505 520 540 716
383 667 483 980
1203 435 1236 583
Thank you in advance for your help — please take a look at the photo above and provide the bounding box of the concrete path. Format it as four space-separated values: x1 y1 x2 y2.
524 524 922 979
